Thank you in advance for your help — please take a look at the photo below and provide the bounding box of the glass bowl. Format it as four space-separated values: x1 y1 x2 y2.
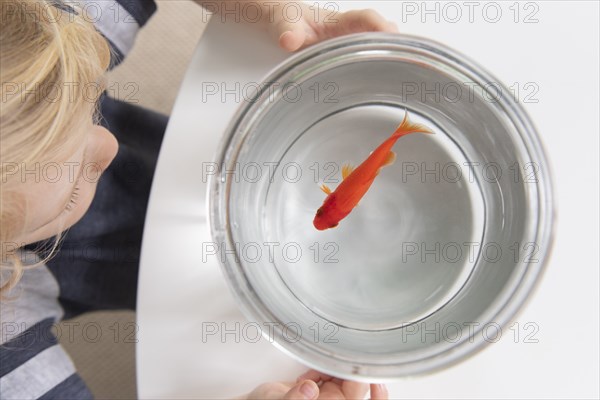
208 33 554 380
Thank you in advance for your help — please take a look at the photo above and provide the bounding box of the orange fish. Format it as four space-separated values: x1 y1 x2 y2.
313 111 434 230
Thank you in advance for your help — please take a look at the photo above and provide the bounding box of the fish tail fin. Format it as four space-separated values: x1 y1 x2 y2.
392 110 434 139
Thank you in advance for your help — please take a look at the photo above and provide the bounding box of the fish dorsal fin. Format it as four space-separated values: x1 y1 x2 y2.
341 164 355 180
320 183 332 195
383 151 396 166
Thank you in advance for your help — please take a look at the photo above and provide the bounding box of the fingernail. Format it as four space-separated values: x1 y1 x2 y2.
377 383 388 393
279 31 292 41
300 381 318 399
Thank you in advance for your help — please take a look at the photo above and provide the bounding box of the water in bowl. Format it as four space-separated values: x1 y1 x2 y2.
261 104 484 331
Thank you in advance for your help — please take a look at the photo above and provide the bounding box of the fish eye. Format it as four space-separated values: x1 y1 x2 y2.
316 208 323 216
329 222 338 228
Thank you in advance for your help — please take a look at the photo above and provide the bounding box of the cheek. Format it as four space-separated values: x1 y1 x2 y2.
62 173 101 228
89 126 118 172
59 127 116 231
15 179 98 245
18 157 106 245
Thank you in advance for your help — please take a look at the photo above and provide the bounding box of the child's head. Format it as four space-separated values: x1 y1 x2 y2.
1 0 117 292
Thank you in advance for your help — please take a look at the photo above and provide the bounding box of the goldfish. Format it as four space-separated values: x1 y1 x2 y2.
313 111 434 230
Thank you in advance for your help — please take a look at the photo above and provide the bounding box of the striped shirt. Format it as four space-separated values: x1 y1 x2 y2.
0 1 157 398
0 253 88 398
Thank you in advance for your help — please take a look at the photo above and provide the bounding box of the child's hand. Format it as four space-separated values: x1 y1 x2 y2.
241 369 388 399
267 3 398 52
295 369 388 400
242 380 317 400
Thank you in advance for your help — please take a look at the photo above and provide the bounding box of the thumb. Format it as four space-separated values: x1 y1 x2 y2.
283 380 319 400
270 19 307 52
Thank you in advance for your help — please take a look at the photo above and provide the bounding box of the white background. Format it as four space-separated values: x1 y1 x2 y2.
137 1 599 398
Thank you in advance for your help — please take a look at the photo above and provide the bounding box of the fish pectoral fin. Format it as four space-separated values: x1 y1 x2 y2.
320 183 332 195
374 151 396 177
383 151 396 166
341 164 355 180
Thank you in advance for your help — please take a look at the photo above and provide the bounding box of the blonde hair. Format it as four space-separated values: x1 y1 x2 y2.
0 0 110 294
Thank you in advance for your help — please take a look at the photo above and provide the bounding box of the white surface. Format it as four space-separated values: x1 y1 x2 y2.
137 2 599 398
136 18 305 399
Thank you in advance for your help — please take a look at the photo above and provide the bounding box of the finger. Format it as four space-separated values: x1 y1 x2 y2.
370 384 389 400
319 381 344 398
330 377 344 386
279 29 306 52
284 380 320 400
267 15 308 52
341 380 370 399
296 370 334 384
335 9 397 35
319 380 369 399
